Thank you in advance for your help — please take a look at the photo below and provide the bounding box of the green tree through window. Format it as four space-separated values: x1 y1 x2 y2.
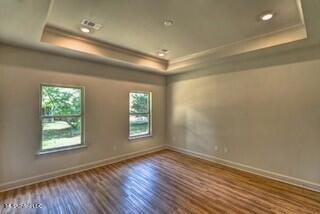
129 92 152 138
40 85 84 152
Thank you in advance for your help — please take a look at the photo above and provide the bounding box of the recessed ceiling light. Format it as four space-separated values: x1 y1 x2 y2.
158 52 166 57
80 27 90 33
164 19 174 27
260 12 274 21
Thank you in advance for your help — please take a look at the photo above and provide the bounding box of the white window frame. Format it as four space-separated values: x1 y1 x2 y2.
38 84 86 155
129 91 152 140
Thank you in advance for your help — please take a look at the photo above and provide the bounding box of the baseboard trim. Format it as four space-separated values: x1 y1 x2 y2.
0 145 166 193
2 145 319 193
166 145 320 193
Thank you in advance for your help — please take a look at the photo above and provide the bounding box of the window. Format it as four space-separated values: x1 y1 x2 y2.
40 84 84 153
129 91 152 139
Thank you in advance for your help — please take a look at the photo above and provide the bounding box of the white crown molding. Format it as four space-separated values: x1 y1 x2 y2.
296 0 305 25
42 23 307 75
38 0 308 75
41 25 169 72
167 23 307 73
166 0 307 73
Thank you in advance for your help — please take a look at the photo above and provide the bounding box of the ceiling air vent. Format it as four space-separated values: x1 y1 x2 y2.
81 19 102 30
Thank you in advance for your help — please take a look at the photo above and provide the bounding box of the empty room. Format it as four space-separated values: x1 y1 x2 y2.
1 0 320 213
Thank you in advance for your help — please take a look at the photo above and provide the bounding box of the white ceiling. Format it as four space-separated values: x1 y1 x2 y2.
48 0 302 60
0 0 319 74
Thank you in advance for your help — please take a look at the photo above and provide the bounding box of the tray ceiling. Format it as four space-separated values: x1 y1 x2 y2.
48 0 304 60
0 0 317 75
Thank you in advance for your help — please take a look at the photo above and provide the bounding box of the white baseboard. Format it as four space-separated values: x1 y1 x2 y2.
2 145 319 193
166 145 320 193
0 145 166 193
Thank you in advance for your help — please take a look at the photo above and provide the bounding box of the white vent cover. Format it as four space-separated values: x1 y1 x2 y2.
81 19 102 30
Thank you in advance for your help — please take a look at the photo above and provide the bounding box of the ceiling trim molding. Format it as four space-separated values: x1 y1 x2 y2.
296 0 305 25
41 25 168 72
168 23 307 73
167 0 307 73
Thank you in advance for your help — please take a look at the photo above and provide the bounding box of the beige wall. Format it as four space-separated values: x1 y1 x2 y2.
0 45 166 186
1 43 320 191
167 50 320 186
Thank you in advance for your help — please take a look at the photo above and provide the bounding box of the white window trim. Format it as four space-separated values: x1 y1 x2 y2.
38 83 86 155
128 91 152 140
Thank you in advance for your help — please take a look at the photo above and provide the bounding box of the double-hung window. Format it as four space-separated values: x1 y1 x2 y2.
40 84 85 153
129 91 152 139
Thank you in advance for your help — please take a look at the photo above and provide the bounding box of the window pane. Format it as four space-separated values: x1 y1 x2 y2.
41 86 82 116
129 114 149 137
129 92 149 114
42 116 81 150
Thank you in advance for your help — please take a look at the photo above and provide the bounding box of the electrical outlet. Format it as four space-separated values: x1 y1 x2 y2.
214 145 219 151
224 147 228 153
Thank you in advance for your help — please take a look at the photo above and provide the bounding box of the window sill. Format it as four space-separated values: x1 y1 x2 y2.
128 134 152 141
37 144 87 155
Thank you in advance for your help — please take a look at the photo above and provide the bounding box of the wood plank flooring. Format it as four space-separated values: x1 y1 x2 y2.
0 150 320 214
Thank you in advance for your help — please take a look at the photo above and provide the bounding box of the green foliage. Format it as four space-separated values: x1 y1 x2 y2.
42 86 82 129
42 86 81 116
130 123 149 136
129 92 150 137
130 92 149 113
41 86 82 150
42 119 81 150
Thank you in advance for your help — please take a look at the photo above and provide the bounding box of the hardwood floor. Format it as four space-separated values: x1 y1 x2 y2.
0 150 320 214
